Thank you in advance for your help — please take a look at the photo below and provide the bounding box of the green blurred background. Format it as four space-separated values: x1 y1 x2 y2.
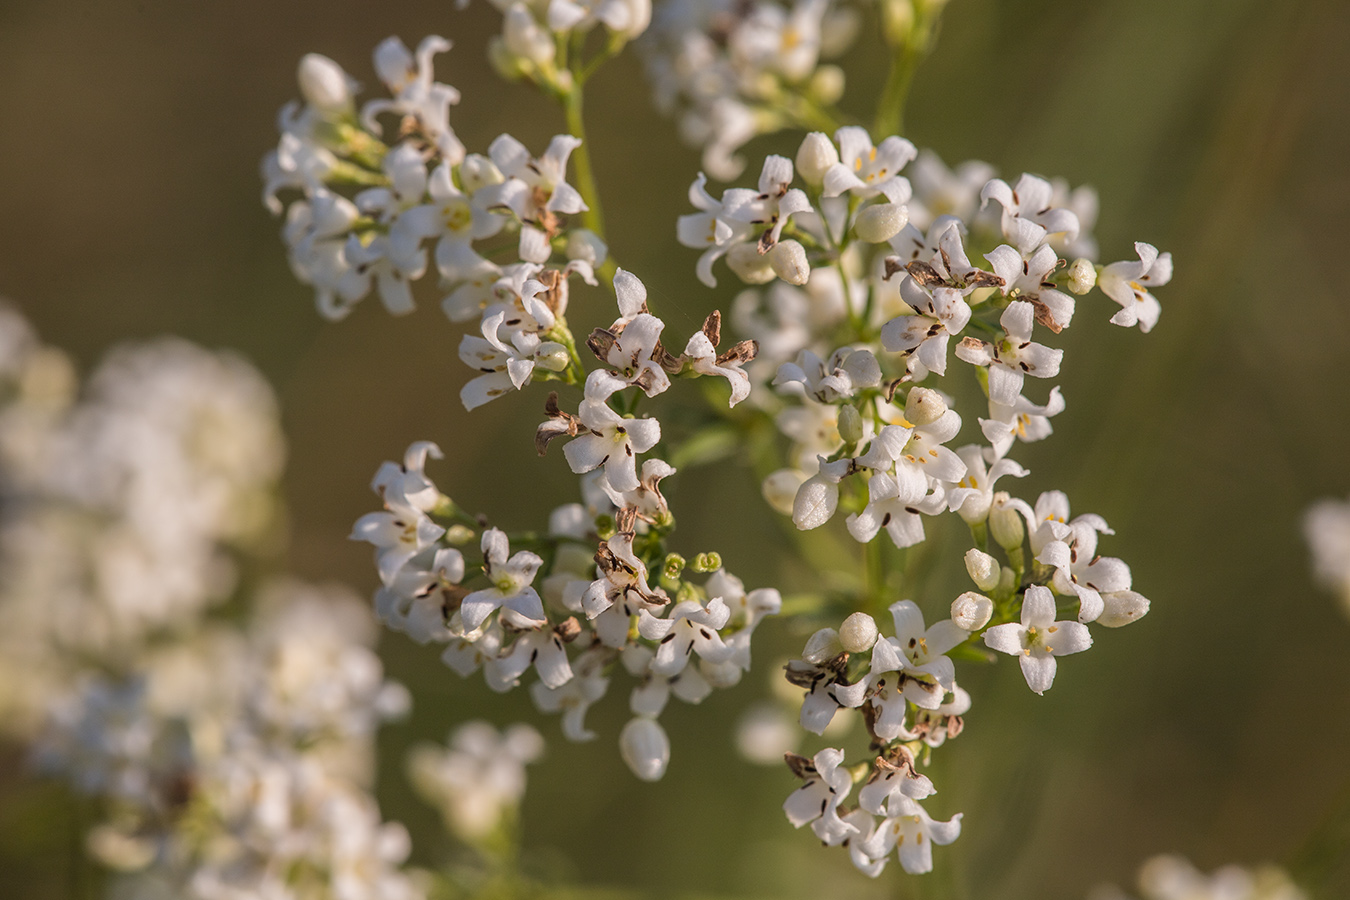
2 0 1348 897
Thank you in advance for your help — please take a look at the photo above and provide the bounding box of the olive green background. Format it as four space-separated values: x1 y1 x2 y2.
1 0 1348 897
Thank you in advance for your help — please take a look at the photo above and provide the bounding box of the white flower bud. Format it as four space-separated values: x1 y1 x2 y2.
763 468 808 516
904 386 947 426
988 491 1025 551
796 132 839 187
535 341 570 372
951 592 993 631
769 240 810 285
802 627 843 664
839 612 879 653
1067 258 1097 295
837 404 864 445
566 229 608 266
854 202 909 243
297 54 354 113
964 548 1001 592
488 36 525 81
619 717 670 782
701 659 744 688
460 154 504 193
792 473 839 530
1097 591 1150 627
504 4 555 66
606 0 652 40
726 243 776 284
997 566 1016 594
809 65 845 105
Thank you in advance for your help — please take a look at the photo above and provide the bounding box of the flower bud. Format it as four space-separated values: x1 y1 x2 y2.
297 54 354 113
988 491 1025 551
769 240 810 285
619 717 670 782
726 242 776 284
802 627 843 665
839 612 879 653
1067 258 1097 295
504 4 555 67
566 229 608 266
964 548 1001 592
534 341 570 372
796 132 839 187
606 0 652 40
763 468 808 515
951 592 993 631
809 65 845 105
904 386 947 426
854 202 908 243
837 404 864 445
460 154 504 193
487 36 525 81
1097 590 1150 627
792 473 839 530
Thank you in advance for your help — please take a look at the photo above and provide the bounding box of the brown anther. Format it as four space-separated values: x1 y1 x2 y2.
554 617 583 643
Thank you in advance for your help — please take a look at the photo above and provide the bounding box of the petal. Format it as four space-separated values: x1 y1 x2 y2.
1019 652 1057 694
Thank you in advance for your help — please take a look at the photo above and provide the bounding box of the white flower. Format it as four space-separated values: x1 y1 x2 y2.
361 35 465 163
1037 514 1132 624
407 721 543 841
458 310 568 410
458 529 547 632
636 597 734 676
783 748 858 846
946 445 1028 525
492 621 575 689
1100 241 1172 332
858 748 935 816
486 134 589 264
880 279 971 377
906 150 995 231
867 600 966 711
773 347 881 402
623 644 712 717
980 172 1080 254
530 646 610 740
549 0 652 40
955 300 1063 406
822 127 916 203
859 795 962 875
677 172 755 287
351 497 446 588
393 160 504 285
1306 494 1350 613
983 585 1093 694
581 531 669 647
561 374 662 493
721 154 814 248
979 386 1065 460
984 242 1076 333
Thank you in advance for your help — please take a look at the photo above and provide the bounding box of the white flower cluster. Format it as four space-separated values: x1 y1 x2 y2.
34 582 417 900
0 307 420 900
1090 855 1307 900
408 720 544 843
1304 493 1350 616
355 368 781 781
0 329 284 733
641 0 861 179
486 0 651 90
264 36 608 349
669 129 1166 875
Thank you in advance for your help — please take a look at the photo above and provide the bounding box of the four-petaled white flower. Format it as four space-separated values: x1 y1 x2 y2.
859 795 962 875
562 372 662 493
868 600 966 712
980 173 1080 255
1099 241 1172 333
983 585 1092 694
955 300 1063 406
822 127 916 203
637 597 734 676
774 347 881 402
487 134 589 264
458 529 547 633
361 35 465 163
784 748 859 846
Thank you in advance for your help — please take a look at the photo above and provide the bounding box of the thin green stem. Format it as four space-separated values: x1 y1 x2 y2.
873 5 942 138
562 81 618 287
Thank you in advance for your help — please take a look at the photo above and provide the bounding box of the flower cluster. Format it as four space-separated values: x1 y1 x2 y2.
0 327 284 734
1090 855 1307 900
408 720 544 844
667 129 1165 875
264 36 607 352
641 0 861 179
1304 492 1350 616
34 581 418 900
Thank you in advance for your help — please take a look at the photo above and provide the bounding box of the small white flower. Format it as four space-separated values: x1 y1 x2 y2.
1100 241 1172 332
636 597 734 676
530 647 610 740
955 300 1063 406
458 529 546 633
561 374 662 493
783 748 859 846
867 600 966 712
946 445 1028 525
361 35 465 163
677 173 755 288
859 795 962 875
773 347 881 402
980 173 1080 255
822 127 916 203
486 134 589 264
983 585 1092 694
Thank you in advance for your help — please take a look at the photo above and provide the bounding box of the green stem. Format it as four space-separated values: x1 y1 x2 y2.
562 83 618 286
873 5 941 138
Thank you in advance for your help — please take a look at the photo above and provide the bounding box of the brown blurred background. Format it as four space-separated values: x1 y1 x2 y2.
2 0 1349 897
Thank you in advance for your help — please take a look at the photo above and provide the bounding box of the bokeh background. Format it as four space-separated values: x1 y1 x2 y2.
2 0 1348 897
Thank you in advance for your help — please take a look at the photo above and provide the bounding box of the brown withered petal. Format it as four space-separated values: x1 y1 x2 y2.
701 309 722 347
883 256 906 281
717 339 759 366
757 230 776 254
554 617 583 643
945 715 964 739
655 342 685 373
1030 298 1064 334
586 328 618 361
906 260 945 286
615 506 638 535
785 751 817 779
